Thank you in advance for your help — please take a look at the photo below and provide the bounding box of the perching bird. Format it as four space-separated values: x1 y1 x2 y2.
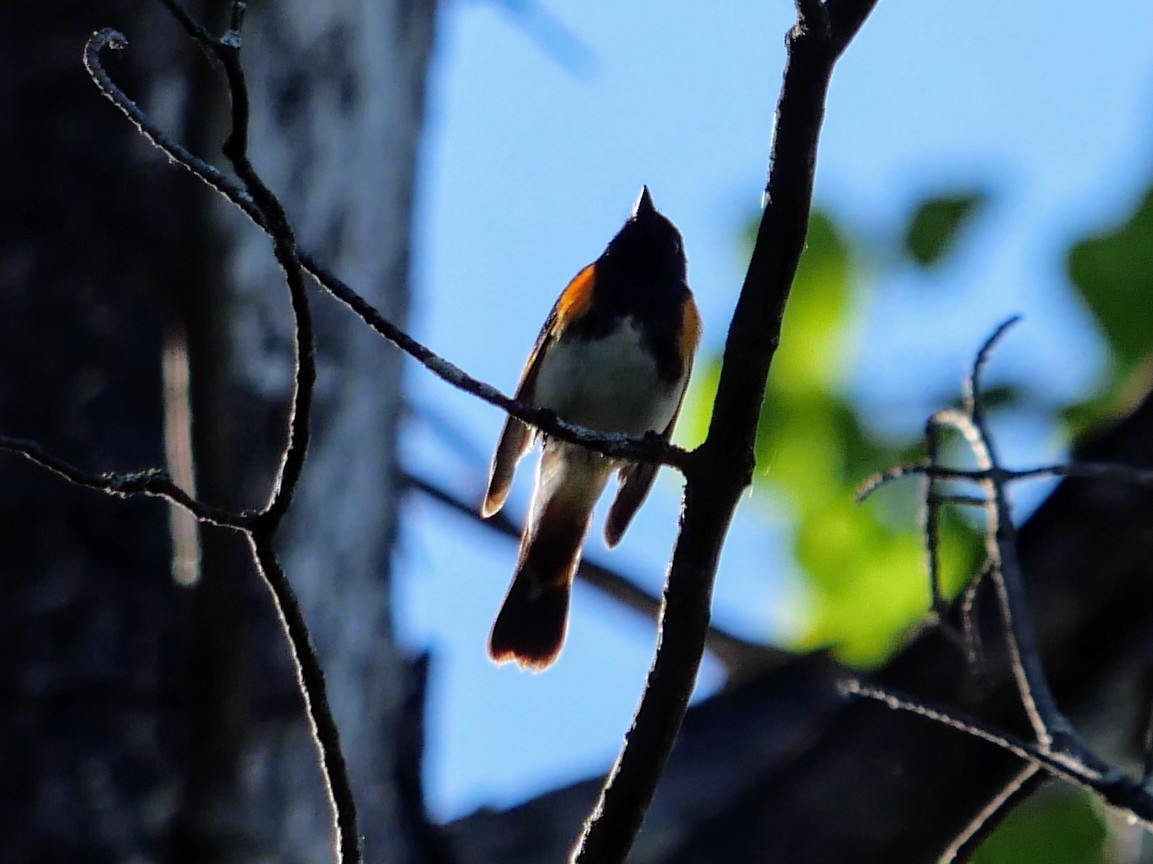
481 187 700 670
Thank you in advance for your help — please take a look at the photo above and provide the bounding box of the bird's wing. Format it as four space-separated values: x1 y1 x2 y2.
481 264 596 517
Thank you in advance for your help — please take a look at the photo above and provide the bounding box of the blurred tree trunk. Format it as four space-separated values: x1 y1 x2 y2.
0 2 435 862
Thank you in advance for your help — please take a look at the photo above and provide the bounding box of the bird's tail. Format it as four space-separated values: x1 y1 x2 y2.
489 444 609 670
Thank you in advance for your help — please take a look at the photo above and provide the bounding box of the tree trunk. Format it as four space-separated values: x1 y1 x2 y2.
0 2 436 862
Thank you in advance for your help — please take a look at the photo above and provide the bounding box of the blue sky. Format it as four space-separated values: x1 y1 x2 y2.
395 0 1153 821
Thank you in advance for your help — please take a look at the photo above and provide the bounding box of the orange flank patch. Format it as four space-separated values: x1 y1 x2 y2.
553 264 596 334
680 295 702 361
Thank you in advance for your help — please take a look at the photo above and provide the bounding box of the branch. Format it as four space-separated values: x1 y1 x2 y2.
929 323 1089 756
0 435 245 530
857 461 1153 502
840 681 1094 786
79 9 353 861
845 321 1153 845
844 679 1153 826
175 4 316 530
83 16 695 855
570 2 879 861
82 28 689 474
248 534 361 861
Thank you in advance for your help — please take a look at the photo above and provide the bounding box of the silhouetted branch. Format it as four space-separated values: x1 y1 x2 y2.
82 8 355 862
939 765 1042 864
249 534 360 862
570 2 879 862
82 27 687 474
847 321 1153 846
0 435 244 529
843 676 1153 825
858 460 1153 501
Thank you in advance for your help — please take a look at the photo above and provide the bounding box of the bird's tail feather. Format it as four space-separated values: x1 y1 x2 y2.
489 446 607 670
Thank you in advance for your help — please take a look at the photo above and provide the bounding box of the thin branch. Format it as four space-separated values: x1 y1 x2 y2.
856 320 1150 839
201 11 315 529
841 679 1109 789
937 764 1042 864
82 28 689 474
950 323 1077 752
571 2 879 861
843 679 1153 827
958 560 992 678
858 460 1153 503
0 435 246 529
86 9 349 861
922 417 949 617
248 534 361 864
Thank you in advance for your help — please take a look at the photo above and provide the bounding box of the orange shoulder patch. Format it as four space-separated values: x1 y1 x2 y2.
680 294 702 361
553 264 596 335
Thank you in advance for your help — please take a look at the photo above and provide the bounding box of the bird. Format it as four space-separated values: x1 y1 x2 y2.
480 186 701 670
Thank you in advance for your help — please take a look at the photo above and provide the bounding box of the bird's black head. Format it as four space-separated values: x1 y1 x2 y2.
599 186 687 287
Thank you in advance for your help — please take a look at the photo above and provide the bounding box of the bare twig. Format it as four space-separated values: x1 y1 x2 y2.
956 320 1074 751
203 12 315 530
82 8 351 862
938 764 1042 864
248 534 360 862
571 2 879 861
843 679 1153 828
958 560 993 677
0 435 245 529
858 460 1153 502
922 417 950 617
82 28 688 474
846 320 1153 844
182 6 360 860
840 680 1128 795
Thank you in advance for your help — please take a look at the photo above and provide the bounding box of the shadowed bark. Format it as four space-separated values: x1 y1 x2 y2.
0 3 436 861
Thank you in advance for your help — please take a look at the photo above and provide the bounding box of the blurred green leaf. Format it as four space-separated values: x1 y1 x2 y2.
795 500 980 664
903 191 987 267
1067 185 1153 374
683 206 987 665
972 788 1106 864
680 356 719 450
772 211 851 391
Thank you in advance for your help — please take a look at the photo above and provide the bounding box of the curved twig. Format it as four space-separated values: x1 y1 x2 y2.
82 28 688 474
0 435 246 529
857 460 1153 502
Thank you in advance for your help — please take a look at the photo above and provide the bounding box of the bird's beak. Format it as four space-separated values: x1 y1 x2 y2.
631 185 656 220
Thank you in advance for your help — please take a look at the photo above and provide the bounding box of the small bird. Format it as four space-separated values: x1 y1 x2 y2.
481 187 701 670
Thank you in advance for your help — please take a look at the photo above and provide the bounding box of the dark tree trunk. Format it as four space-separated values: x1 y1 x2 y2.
0 2 436 862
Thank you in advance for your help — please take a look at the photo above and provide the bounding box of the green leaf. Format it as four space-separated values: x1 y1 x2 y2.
771 211 852 391
971 788 1106 864
903 191 987 267
685 205 987 664
1067 185 1153 373
793 499 981 665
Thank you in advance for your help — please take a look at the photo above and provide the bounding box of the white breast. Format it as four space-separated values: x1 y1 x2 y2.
532 318 684 436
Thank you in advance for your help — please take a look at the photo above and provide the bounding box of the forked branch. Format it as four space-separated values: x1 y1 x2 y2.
852 320 1153 849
